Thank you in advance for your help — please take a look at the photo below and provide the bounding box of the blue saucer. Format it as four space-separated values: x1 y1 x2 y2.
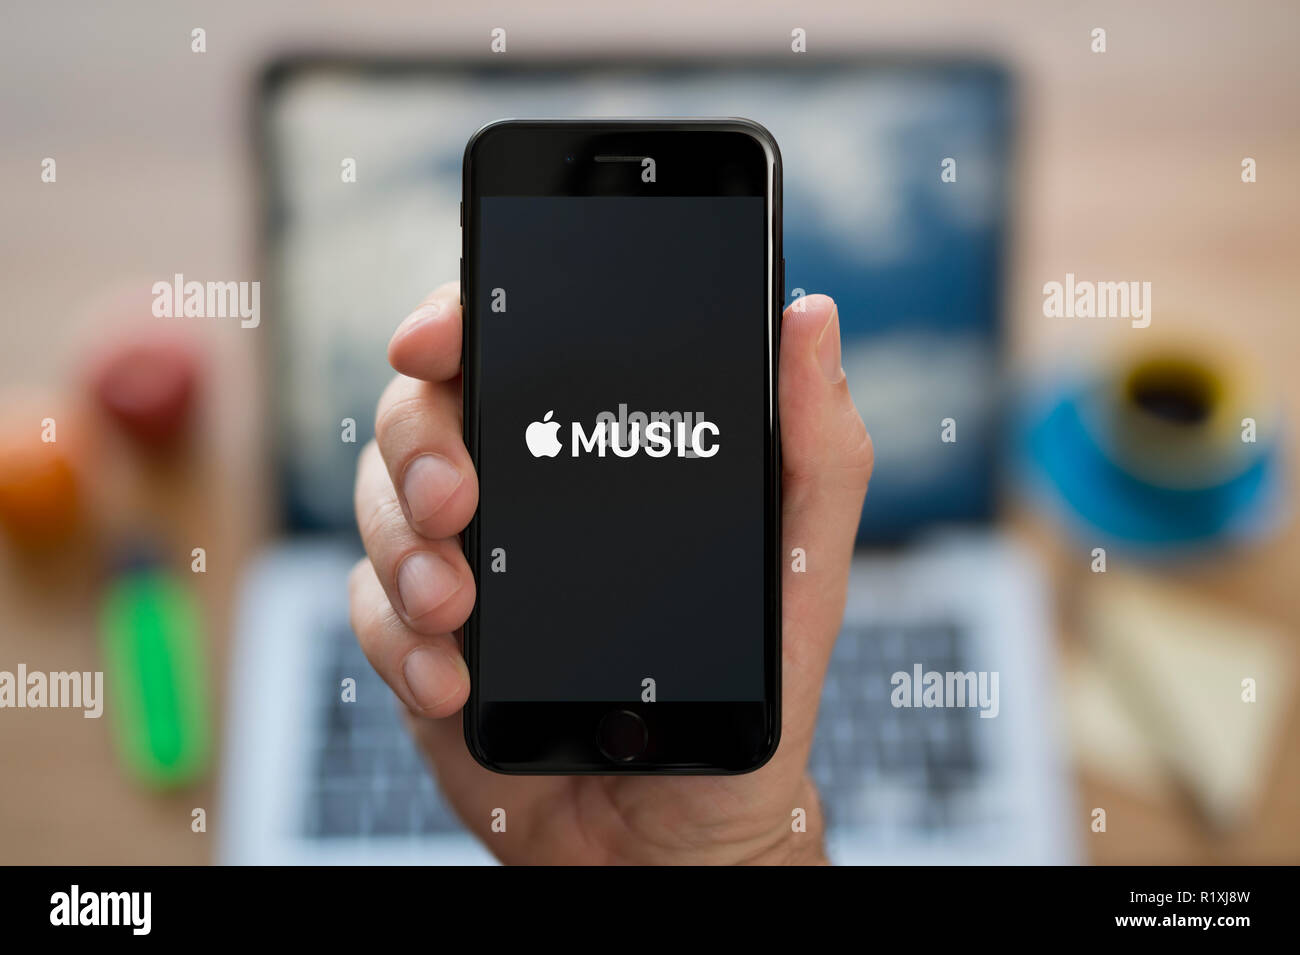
1022 386 1284 554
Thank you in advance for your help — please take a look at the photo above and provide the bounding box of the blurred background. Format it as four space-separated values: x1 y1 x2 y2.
1 0 1297 864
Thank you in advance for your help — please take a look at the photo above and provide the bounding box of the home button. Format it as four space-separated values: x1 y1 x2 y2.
596 709 648 762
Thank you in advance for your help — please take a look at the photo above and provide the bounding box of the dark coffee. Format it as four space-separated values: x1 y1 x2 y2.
1128 363 1216 425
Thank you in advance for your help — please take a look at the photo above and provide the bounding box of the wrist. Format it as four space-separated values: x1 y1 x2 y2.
744 775 831 865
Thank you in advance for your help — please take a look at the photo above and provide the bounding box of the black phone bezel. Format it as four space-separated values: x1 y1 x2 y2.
461 119 783 774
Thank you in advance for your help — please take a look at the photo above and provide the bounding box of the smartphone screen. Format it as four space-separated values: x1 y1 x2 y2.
462 121 781 772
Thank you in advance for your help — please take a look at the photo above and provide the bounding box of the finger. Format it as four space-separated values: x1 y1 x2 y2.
348 558 469 717
388 282 463 382
354 440 477 634
374 373 478 540
775 294 873 764
348 564 567 860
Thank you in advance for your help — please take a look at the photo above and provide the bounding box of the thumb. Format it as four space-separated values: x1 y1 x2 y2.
775 293 873 765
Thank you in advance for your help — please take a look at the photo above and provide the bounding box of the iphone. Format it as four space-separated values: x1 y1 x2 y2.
461 119 782 773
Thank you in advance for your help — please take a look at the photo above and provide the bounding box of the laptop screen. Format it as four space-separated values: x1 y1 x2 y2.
258 58 1011 541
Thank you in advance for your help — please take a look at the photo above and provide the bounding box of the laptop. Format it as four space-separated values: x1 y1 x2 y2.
220 55 1077 865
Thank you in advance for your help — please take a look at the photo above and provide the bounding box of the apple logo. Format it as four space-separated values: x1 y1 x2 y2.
525 410 563 458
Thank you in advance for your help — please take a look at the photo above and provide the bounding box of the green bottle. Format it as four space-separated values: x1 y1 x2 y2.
100 560 210 787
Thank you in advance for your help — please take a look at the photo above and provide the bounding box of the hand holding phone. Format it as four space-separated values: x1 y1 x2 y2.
351 279 871 863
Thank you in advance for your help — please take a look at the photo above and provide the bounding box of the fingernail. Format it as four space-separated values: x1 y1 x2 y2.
403 645 460 711
403 453 463 523
816 304 845 383
396 551 462 621
394 300 444 339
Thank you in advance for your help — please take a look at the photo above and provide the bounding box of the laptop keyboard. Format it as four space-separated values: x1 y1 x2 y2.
304 627 462 837
304 617 984 839
809 619 983 834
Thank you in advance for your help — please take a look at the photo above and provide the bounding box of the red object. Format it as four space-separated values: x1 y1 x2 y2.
89 341 198 446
